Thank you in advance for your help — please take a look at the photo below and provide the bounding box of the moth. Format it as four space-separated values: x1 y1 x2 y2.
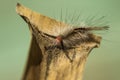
16 3 109 80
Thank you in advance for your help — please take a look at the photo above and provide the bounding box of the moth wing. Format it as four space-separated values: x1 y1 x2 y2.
22 36 42 80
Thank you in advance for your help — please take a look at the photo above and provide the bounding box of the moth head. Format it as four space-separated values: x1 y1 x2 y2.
29 24 108 51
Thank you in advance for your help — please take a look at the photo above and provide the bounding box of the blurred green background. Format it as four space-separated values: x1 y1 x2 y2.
0 0 120 80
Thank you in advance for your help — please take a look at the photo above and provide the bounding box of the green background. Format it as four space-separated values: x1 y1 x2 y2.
0 0 120 80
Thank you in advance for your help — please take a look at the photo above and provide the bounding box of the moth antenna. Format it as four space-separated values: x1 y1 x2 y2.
74 26 109 31
86 26 109 30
